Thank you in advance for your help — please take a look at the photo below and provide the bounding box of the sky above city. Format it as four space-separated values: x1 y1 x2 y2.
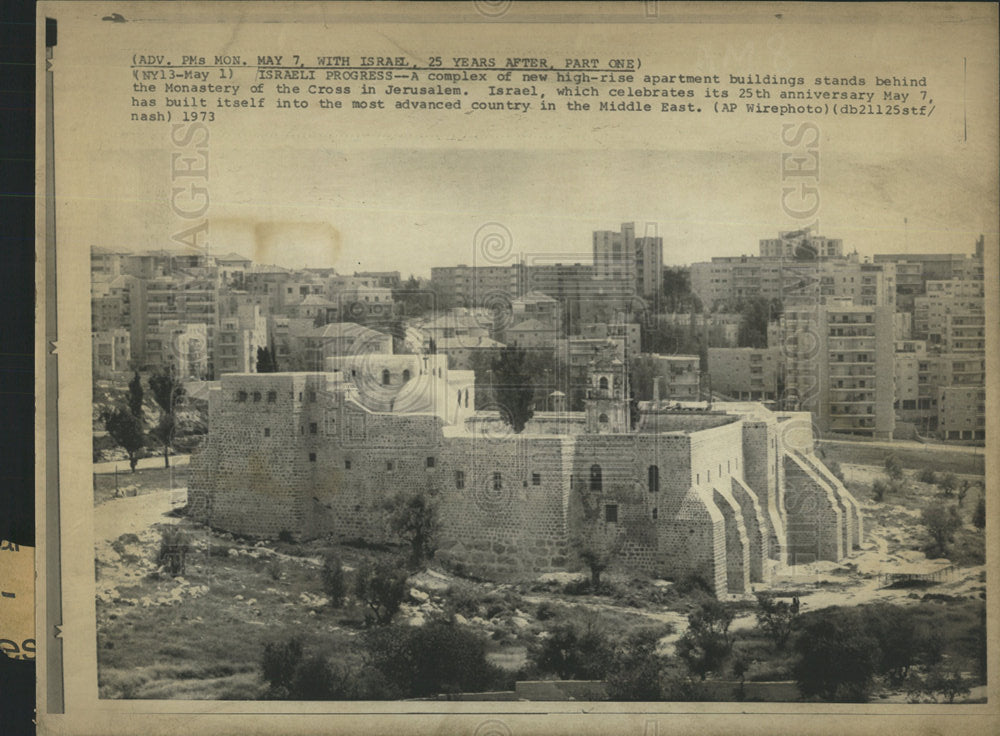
203 146 995 276
74 145 996 278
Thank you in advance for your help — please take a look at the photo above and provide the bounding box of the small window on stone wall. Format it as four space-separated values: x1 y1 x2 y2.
308 391 317 402
253 391 262 402
604 504 618 523
267 391 277 403
387 460 394 471
310 422 318 434
236 390 248 402
298 392 302 402
532 472 541 486
455 470 465 489
648 465 659 493
309 452 316 462
492 472 502 491
590 464 602 491
263 428 270 437
652 507 658 520
426 456 435 468
344 459 351 470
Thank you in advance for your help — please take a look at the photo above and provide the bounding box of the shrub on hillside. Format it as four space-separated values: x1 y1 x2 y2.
321 553 346 608
260 637 352 700
363 617 505 698
676 599 734 681
530 617 615 680
534 600 558 621
921 505 963 557
444 582 484 618
861 604 943 684
157 527 190 576
972 494 986 530
905 666 972 704
605 628 671 701
354 558 408 626
793 608 880 702
884 454 904 481
673 572 714 598
871 478 904 502
936 472 959 496
260 637 304 698
754 592 799 651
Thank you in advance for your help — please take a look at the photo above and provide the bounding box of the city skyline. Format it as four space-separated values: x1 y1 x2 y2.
93 212 990 281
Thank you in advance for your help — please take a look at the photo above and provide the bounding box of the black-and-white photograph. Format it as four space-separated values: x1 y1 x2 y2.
36 2 997 733
88 210 989 705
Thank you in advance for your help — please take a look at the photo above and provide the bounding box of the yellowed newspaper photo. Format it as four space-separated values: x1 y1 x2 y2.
35 2 998 734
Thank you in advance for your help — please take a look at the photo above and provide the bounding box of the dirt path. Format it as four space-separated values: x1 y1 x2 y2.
93 488 187 543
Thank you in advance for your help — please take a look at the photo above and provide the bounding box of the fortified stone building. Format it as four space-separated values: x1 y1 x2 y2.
188 346 863 595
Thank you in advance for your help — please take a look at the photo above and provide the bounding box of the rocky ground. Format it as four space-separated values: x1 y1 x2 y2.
92 456 986 700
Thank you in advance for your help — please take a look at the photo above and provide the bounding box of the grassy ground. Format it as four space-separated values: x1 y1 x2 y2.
94 465 189 506
94 509 703 700
97 527 373 699
840 464 985 567
818 441 985 476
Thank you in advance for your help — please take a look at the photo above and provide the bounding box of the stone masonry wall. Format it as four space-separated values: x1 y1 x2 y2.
712 485 751 594
741 420 787 563
782 451 845 563
796 452 864 550
189 374 822 595
730 476 770 584
570 429 735 594
434 432 571 579
188 374 332 538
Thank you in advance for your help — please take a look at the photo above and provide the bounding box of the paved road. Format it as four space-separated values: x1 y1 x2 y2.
93 453 190 475
818 437 985 456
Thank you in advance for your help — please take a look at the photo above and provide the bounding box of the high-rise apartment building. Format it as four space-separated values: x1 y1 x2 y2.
780 298 896 439
593 222 663 301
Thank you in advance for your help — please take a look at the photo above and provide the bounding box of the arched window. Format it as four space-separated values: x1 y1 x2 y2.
402 369 411 382
590 464 603 492
598 413 609 424
648 465 659 493
382 369 391 385
599 376 609 391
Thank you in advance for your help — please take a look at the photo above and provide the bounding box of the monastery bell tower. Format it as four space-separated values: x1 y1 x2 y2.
584 342 629 434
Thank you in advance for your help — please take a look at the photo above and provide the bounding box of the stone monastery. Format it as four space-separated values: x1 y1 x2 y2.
189 344 864 595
